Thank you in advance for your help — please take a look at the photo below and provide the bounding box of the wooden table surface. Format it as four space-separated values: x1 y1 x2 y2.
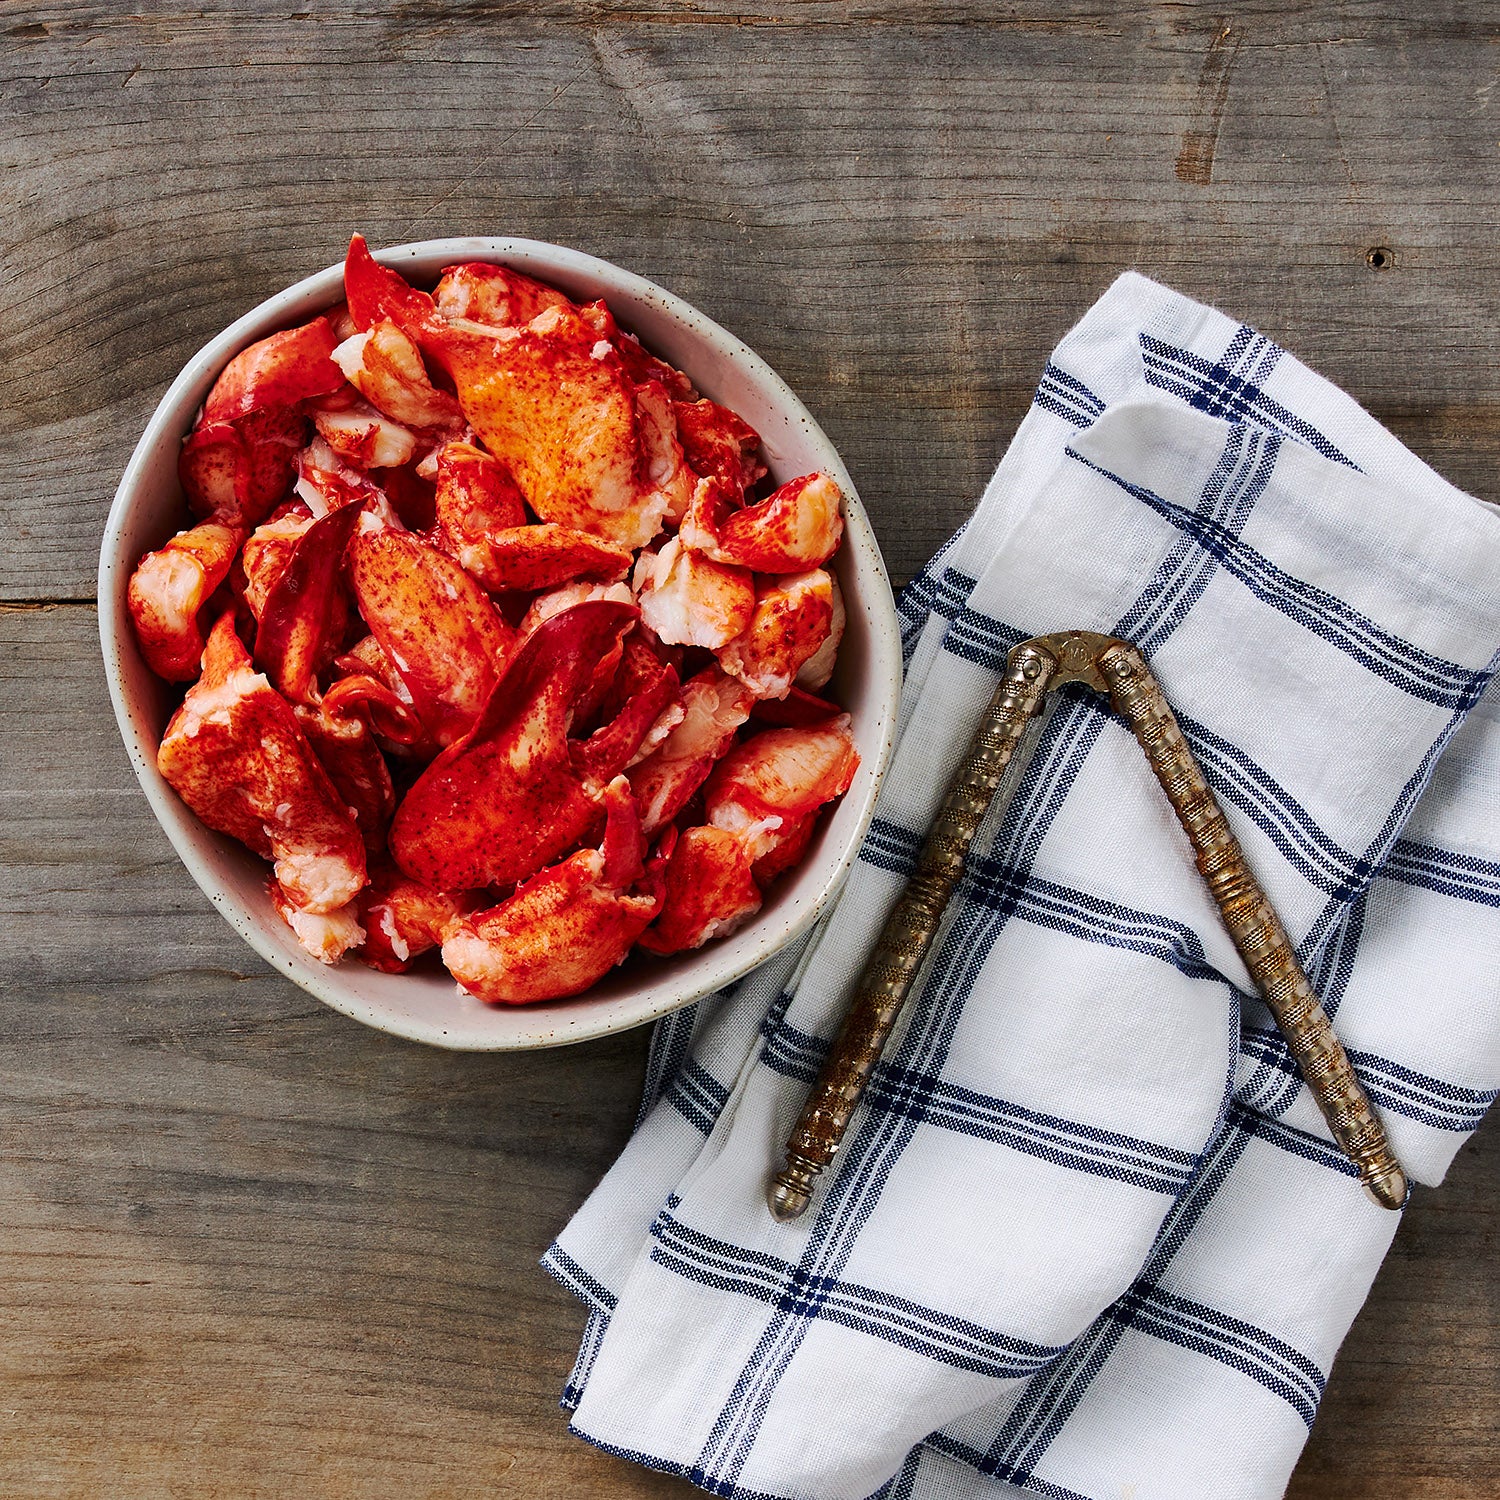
3 2 1496 1495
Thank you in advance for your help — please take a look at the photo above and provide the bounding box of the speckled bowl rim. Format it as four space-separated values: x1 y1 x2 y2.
98 237 902 1051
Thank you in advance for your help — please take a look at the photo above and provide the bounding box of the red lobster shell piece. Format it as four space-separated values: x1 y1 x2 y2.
442 777 667 1004
389 599 650 892
682 472 844 575
201 317 345 425
346 527 516 748
157 613 366 914
127 519 244 682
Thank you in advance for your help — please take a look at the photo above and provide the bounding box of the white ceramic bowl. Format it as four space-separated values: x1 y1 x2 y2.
99 237 902 1050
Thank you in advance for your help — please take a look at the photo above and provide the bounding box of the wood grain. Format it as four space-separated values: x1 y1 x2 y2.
1 2 1496 1494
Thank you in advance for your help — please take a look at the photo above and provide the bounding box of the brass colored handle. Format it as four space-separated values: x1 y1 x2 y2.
1097 643 1409 1210
768 632 1408 1221
766 638 1060 1220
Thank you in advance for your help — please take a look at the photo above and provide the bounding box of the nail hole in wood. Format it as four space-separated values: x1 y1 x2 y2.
1366 246 1394 271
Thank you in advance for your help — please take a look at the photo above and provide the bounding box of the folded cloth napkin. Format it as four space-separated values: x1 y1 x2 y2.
544 272 1500 1500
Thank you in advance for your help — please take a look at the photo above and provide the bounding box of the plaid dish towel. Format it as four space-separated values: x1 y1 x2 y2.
543 272 1500 1500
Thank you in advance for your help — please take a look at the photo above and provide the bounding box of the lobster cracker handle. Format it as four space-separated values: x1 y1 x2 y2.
768 631 1409 1222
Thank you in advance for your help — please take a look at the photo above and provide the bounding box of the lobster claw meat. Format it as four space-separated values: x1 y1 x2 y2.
157 613 366 913
681 471 844 573
127 519 244 681
253 501 362 704
442 777 666 1004
346 527 516 747
451 523 634 594
389 600 642 891
717 569 835 700
344 237 677 551
202 316 345 425
270 879 366 964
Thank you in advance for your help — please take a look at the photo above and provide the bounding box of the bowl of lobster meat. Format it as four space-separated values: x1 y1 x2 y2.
99 236 901 1049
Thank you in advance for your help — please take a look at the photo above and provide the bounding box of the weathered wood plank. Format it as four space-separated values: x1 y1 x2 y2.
1 603 1496 1494
3 4 1497 598
0 603 695 1495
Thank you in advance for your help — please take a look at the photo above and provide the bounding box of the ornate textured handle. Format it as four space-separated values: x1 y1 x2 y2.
767 630 1409 1222
1097 643 1409 1209
766 638 1060 1220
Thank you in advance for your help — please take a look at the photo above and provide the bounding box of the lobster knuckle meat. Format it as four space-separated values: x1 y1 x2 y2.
127 519 244 682
358 861 471 973
637 826 763 956
704 716 859 840
295 700 396 851
157 614 366 914
241 507 314 619
432 440 528 535
389 599 639 891
634 537 756 649
442 778 663 1004
795 570 844 691
333 319 464 434
254 501 362 704
628 667 756 835
633 379 696 525
312 394 419 470
718 569 835 700
202 316 344 425
271 880 366 965
685 471 844 573
179 422 252 524
434 261 571 331
674 399 767 496
347 528 515 747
